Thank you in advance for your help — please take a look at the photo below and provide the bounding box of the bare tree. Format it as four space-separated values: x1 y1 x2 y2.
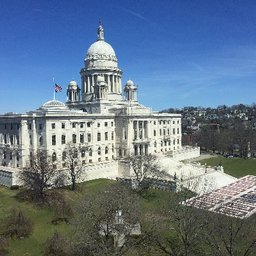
63 144 86 191
128 154 168 191
70 183 144 256
152 190 207 256
205 213 256 256
19 150 56 201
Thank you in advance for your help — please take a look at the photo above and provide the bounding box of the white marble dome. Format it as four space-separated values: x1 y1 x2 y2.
39 100 69 112
87 40 116 60
84 24 118 69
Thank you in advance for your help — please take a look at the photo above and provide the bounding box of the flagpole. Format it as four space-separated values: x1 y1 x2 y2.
53 77 56 100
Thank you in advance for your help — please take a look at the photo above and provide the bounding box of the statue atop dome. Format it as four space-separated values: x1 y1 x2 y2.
97 19 104 41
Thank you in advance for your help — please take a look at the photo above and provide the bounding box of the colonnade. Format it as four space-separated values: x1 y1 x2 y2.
134 144 148 156
133 121 148 140
84 74 122 94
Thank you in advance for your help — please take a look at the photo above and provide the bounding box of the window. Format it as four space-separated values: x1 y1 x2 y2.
39 136 43 146
10 152 12 160
97 133 101 141
87 133 91 142
3 151 6 159
80 134 84 143
177 120 179 124
111 132 114 140
16 135 19 145
72 122 76 128
4 135 7 144
62 151 66 161
160 129 162 136
173 139 176 145
17 124 20 129
177 128 180 134
10 135 13 145
111 121 114 127
72 134 77 143
154 141 157 147
28 123 32 130
87 122 91 128
105 132 108 141
89 148 92 156
61 135 66 144
29 135 32 145
51 123 55 129
81 150 85 158
97 122 100 127
39 124 43 130
173 121 175 124
52 152 57 162
173 128 175 135
154 130 156 136
62 123 65 129
105 146 109 154
98 147 101 155
177 139 180 144
16 153 19 161
105 122 108 127
52 135 56 145
80 123 84 128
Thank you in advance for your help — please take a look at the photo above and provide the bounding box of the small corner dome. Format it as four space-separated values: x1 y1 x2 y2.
69 80 78 89
97 76 105 82
69 80 77 86
126 80 134 86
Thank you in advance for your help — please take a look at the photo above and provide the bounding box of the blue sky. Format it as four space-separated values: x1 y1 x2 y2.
1 0 256 113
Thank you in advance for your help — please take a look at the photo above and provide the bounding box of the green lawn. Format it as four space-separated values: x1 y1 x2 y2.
0 179 116 256
198 156 256 178
0 179 170 256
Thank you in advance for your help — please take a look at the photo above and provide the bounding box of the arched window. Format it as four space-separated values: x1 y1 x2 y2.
39 136 43 146
89 148 92 157
52 152 57 162
62 151 66 161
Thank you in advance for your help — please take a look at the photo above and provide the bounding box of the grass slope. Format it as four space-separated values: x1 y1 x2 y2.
0 179 115 256
199 156 256 177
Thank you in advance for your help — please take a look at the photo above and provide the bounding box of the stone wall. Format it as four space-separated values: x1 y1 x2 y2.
171 146 200 161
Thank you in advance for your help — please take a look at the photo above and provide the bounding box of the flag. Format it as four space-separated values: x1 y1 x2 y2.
55 83 62 92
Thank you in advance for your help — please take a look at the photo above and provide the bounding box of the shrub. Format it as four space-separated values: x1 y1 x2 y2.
0 236 9 255
3 208 33 239
10 185 19 190
42 232 68 256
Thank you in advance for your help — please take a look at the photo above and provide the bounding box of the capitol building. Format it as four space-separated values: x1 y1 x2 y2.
0 23 192 184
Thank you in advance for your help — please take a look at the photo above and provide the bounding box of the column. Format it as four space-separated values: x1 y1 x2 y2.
111 75 114 92
137 121 139 140
107 75 110 89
